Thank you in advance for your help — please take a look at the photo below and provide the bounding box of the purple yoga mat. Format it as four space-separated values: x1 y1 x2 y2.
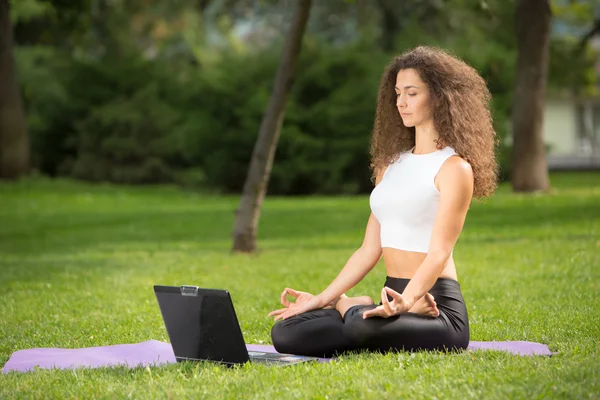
2 340 552 373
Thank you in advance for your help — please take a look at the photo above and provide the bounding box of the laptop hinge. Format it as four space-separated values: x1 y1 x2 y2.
180 285 199 296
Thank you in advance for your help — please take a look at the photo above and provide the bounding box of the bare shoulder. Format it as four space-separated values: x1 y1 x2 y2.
437 155 474 193
441 155 473 179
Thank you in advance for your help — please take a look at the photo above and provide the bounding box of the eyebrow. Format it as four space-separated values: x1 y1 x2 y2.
395 85 420 90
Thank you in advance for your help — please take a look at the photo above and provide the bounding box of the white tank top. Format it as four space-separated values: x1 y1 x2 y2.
369 146 457 253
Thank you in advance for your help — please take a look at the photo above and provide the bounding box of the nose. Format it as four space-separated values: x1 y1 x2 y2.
396 94 406 108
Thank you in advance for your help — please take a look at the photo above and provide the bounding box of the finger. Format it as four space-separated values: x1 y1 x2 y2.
383 286 403 301
384 286 405 311
362 308 374 319
280 288 302 307
268 308 287 317
285 288 301 298
273 310 287 321
425 293 439 317
274 310 295 321
363 305 385 319
274 304 302 321
425 293 436 306
280 290 290 307
381 288 395 316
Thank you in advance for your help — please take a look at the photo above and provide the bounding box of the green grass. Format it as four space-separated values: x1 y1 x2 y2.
1 172 599 399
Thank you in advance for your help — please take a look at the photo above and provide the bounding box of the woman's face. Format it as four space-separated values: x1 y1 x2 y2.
395 68 434 128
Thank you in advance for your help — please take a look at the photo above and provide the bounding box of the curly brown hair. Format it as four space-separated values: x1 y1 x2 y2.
369 46 498 198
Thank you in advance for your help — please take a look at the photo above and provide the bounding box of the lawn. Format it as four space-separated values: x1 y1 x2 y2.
0 173 599 399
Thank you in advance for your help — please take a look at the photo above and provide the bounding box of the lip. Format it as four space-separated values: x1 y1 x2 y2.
400 113 411 117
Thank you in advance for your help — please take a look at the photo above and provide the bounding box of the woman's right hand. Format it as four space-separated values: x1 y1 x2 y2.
268 288 324 321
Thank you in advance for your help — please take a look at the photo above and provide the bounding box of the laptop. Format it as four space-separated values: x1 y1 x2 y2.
153 285 318 366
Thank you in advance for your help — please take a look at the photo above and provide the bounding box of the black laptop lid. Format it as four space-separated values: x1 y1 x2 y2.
154 285 250 365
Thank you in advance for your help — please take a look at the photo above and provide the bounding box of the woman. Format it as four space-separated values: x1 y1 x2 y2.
269 46 498 357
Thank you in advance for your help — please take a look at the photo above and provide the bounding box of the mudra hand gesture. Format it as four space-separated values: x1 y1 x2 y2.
362 286 411 319
268 288 323 321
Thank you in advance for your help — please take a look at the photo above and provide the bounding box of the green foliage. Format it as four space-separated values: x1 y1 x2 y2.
68 83 184 184
11 0 93 47
177 40 389 195
10 36 528 192
0 174 599 398
174 48 278 192
9 0 53 24
548 36 598 95
551 0 600 26
12 0 600 193
15 45 72 175
16 49 190 184
280 41 387 194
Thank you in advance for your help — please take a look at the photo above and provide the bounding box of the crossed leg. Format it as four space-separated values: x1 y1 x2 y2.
272 294 442 357
335 293 439 318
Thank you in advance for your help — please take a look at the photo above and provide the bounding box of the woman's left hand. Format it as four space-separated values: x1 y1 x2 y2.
362 286 411 319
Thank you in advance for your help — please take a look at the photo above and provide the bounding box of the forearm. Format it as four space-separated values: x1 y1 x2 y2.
401 251 449 308
315 247 380 307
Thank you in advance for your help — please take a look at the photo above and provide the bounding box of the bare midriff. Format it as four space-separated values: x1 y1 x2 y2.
382 248 458 281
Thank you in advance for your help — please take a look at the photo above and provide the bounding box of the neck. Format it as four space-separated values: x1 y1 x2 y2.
413 121 440 154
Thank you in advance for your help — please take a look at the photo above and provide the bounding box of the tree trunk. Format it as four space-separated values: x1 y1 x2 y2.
511 0 551 192
0 0 30 179
231 0 312 253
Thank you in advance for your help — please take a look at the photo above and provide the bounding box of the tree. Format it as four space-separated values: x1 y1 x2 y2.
0 0 30 179
231 0 312 253
511 0 552 192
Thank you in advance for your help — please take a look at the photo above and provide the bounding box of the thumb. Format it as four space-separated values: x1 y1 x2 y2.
384 286 403 301
285 288 300 297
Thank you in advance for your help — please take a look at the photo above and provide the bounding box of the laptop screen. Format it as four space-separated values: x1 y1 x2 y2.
154 286 250 365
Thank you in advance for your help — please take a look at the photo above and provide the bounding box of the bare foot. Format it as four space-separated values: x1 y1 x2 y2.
408 293 439 317
335 295 374 318
324 293 348 309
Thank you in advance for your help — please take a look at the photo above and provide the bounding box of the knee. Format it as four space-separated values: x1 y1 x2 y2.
271 319 300 354
342 308 375 346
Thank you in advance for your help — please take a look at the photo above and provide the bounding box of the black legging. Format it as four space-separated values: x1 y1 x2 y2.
271 277 469 357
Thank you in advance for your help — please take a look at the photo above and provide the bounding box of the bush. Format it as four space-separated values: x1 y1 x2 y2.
65 81 184 184
16 46 73 175
177 40 387 195
21 30 584 192
18 49 191 184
